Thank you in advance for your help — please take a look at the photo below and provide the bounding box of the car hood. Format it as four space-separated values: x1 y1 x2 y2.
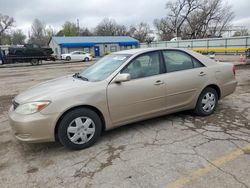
14 75 96 104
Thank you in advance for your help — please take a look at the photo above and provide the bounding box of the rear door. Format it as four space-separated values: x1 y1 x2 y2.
71 52 80 60
107 51 167 125
79 52 87 60
161 50 207 110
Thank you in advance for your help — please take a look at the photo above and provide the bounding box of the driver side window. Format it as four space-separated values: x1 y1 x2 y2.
121 52 160 79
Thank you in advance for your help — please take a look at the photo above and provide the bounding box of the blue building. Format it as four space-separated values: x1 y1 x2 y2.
49 36 139 57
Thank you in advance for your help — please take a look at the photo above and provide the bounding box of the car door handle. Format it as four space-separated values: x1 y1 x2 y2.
199 72 206 76
154 80 164 85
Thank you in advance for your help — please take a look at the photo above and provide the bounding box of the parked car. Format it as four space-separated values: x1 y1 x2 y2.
61 51 92 61
8 44 53 56
8 48 237 150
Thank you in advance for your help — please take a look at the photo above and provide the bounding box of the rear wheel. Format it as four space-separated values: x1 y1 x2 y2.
57 108 102 150
30 59 39 66
194 87 218 116
84 57 90 62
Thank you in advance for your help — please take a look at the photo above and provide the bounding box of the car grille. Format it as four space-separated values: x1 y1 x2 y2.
12 101 19 110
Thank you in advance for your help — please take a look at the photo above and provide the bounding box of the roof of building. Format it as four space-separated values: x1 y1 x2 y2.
50 36 139 48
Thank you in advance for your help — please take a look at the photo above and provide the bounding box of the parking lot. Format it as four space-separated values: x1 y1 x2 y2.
0 62 250 188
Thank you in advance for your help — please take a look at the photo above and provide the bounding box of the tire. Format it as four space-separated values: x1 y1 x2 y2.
30 59 39 66
194 87 218 116
57 108 102 150
66 56 71 61
84 57 90 62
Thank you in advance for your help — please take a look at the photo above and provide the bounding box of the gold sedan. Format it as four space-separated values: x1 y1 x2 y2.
8 48 237 150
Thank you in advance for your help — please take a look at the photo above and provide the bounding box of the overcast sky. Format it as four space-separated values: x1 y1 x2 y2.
0 0 249 35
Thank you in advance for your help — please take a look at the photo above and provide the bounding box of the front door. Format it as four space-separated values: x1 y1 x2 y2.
94 46 100 57
107 51 166 125
71 51 80 60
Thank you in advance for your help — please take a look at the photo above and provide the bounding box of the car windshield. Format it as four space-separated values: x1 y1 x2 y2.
79 54 131 81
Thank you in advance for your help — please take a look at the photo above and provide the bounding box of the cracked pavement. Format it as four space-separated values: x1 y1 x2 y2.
0 62 250 188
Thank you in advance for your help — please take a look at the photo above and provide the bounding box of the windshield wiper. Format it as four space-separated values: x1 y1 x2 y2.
73 73 89 81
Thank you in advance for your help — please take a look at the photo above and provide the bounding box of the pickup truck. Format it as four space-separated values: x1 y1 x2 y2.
8 44 53 56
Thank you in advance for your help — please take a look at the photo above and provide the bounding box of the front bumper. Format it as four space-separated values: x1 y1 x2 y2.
8 106 58 143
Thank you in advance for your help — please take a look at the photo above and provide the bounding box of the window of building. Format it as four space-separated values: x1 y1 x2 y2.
110 46 117 52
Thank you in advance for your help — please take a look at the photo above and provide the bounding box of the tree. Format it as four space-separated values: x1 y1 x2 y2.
79 27 93 36
129 22 153 42
154 18 174 41
154 0 234 40
95 18 118 36
166 0 199 37
29 18 47 46
94 18 130 36
29 19 54 46
57 21 78 36
0 14 15 44
11 29 26 45
193 0 234 38
115 25 129 36
0 33 11 45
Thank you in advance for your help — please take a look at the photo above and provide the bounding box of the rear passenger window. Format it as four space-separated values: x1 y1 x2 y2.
162 51 203 72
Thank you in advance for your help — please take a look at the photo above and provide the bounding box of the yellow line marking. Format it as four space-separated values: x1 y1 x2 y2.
166 144 250 188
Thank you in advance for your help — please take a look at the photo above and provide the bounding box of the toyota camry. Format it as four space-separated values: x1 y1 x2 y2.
8 48 237 150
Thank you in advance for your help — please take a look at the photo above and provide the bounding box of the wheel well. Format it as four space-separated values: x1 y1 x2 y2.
205 84 221 99
54 105 106 141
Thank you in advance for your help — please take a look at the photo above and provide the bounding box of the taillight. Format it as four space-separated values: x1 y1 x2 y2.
233 65 236 76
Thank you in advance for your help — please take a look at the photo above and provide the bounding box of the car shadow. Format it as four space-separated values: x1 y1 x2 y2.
17 110 192 155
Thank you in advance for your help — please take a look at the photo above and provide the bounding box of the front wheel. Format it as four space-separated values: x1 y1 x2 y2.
194 87 218 116
57 108 102 150
66 56 71 61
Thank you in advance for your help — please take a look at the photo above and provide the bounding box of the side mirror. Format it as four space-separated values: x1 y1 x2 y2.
114 73 131 83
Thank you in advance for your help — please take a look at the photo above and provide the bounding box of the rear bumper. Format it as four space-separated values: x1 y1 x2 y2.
8 106 58 143
221 80 238 98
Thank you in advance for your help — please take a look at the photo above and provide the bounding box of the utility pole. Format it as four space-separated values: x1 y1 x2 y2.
77 19 80 36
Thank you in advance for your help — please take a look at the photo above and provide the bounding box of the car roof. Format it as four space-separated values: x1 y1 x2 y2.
113 47 217 66
113 47 192 55
113 48 157 55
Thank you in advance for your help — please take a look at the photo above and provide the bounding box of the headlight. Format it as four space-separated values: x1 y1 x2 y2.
15 101 51 115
